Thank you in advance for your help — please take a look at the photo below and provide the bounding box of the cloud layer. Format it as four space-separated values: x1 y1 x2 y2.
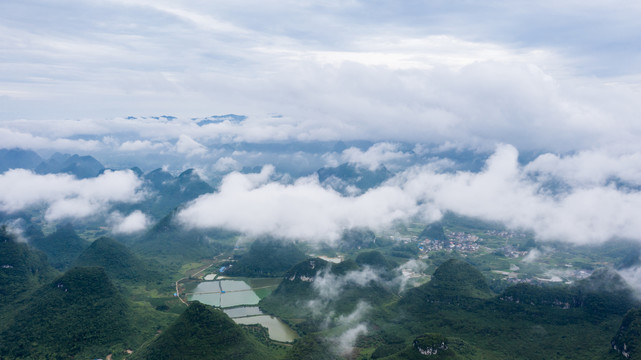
0 169 146 221
178 144 641 245
3 60 641 154
398 145 641 244
3 1 641 249
110 210 151 234
177 166 422 243
2 1 641 155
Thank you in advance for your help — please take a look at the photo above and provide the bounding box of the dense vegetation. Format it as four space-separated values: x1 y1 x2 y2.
1 160 640 360
0 226 57 307
259 256 638 359
418 222 447 241
378 260 636 359
0 267 130 359
382 333 458 359
30 223 88 270
132 212 230 264
225 237 307 277
135 168 214 219
130 301 272 360
401 258 493 304
261 257 397 326
355 250 397 271
612 308 641 359
74 236 165 285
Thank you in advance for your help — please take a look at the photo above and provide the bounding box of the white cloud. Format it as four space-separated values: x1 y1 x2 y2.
522 248 543 263
341 143 409 170
308 268 375 356
3 1 641 248
307 269 375 355
525 150 641 187
1 0 641 155
177 167 422 244
396 259 428 292
3 219 28 243
0 128 103 152
619 265 641 298
213 156 240 172
332 323 368 357
178 145 641 246
119 139 165 152
110 210 151 234
335 301 371 325
0 169 146 221
175 134 207 156
4 57 641 154
312 267 381 301
398 144 641 244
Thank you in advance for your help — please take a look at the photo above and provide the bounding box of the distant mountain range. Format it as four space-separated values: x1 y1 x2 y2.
35 153 104 179
0 148 42 173
0 148 105 179
317 162 392 194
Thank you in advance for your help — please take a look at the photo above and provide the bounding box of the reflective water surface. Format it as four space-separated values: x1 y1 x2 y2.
187 279 297 342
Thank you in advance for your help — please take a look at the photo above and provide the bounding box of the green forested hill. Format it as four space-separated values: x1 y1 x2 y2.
0 266 130 359
418 222 447 241
0 226 57 307
74 236 164 284
30 223 88 270
225 237 307 277
355 250 397 271
261 257 397 325
3 215 638 360
498 268 637 318
260 257 331 318
387 260 633 359
132 212 229 263
284 335 337 360
400 258 493 308
130 301 273 360
136 168 214 219
381 333 459 359
612 308 641 360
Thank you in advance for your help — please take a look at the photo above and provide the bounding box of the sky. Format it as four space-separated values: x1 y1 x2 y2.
2 0 641 151
3 1 641 246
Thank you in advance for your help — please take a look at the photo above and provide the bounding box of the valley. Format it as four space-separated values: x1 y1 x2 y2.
0 151 640 359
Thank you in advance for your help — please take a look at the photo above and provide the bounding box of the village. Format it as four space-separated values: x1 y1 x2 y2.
417 230 484 253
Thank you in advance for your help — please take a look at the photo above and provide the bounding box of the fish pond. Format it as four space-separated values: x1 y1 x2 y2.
233 313 299 343
186 278 298 343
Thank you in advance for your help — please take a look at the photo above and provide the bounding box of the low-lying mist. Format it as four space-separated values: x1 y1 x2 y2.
178 144 641 247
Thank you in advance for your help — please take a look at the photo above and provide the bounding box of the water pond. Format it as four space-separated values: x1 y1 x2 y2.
187 280 260 308
234 314 299 343
187 279 297 342
223 306 263 318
